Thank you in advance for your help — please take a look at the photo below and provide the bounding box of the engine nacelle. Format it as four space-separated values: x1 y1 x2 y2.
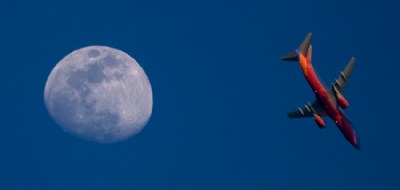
337 94 350 109
314 115 326 129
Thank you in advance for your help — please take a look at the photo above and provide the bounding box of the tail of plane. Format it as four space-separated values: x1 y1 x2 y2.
281 33 312 62
281 51 298 61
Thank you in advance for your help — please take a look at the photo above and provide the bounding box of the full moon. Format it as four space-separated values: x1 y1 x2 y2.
44 46 152 143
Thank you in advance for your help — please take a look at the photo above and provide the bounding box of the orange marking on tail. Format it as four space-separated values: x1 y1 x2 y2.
298 54 309 76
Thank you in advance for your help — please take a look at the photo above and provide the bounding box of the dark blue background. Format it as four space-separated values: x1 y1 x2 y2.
1 0 399 189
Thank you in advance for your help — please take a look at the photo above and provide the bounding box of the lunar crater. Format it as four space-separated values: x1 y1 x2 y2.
87 63 106 83
88 49 100 57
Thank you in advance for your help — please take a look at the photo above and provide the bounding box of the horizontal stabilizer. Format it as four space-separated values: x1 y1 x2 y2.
281 51 298 61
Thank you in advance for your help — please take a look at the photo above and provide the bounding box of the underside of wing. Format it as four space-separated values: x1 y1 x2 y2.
332 57 356 94
287 101 327 118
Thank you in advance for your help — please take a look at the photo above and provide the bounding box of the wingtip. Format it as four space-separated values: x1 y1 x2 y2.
347 57 356 68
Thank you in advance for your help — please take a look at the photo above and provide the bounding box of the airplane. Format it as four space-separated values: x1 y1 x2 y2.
281 33 360 149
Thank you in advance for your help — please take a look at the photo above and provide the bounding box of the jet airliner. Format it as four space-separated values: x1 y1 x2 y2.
282 33 360 149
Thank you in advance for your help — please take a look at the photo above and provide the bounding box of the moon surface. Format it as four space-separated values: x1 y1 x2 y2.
44 46 152 143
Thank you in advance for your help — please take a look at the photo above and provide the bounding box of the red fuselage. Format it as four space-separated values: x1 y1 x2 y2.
298 53 359 148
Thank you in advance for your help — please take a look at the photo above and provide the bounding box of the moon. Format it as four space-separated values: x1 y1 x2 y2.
44 46 152 143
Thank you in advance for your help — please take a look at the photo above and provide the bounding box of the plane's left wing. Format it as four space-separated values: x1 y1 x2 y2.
287 101 327 118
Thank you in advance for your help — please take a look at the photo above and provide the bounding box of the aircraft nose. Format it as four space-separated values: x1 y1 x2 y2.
338 115 361 150
351 135 361 150
352 140 361 150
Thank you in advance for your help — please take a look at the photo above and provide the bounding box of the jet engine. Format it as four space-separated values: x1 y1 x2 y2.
332 85 350 109
336 94 349 109
314 114 326 129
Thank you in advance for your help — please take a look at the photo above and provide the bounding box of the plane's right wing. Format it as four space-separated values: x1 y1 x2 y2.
287 101 327 118
332 57 356 94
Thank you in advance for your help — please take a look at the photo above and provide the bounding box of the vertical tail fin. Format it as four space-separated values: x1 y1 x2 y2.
298 33 312 55
281 33 312 62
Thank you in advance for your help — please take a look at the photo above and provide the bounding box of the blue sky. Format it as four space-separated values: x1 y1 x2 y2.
1 0 399 189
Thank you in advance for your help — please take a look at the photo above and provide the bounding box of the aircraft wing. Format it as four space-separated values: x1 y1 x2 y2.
287 101 327 118
332 57 356 94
